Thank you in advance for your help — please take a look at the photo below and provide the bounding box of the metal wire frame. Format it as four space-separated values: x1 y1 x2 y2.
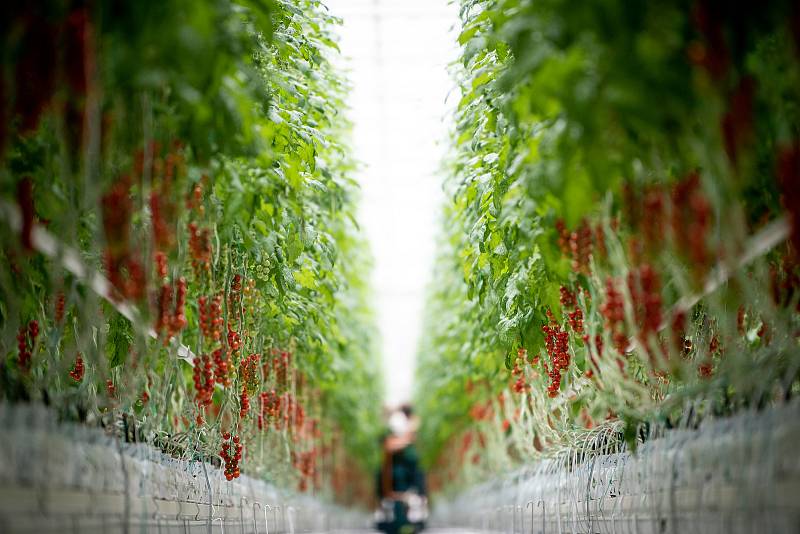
430 400 800 534
0 403 373 534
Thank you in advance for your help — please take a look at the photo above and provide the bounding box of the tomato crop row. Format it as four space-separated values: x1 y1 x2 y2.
0 0 381 502
416 0 800 492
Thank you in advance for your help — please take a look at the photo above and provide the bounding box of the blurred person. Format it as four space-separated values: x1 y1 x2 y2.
375 404 428 534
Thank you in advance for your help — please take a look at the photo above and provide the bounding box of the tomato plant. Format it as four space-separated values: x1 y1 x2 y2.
0 0 382 500
416 0 800 491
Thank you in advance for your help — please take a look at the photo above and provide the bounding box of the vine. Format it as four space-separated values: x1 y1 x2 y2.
416 0 800 492
0 0 382 501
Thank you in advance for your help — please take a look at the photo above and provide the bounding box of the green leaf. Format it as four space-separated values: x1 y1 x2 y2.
293 266 317 290
105 312 132 369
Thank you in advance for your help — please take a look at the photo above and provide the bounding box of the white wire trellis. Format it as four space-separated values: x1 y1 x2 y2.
0 403 373 534
429 399 800 534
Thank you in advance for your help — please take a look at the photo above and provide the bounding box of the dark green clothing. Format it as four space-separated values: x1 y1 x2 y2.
377 444 426 498
376 443 427 534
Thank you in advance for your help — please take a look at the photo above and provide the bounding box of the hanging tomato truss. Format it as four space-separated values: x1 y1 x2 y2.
415 0 800 502
0 0 382 506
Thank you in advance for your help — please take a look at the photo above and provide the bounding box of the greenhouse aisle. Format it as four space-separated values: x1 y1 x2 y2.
2 0 800 533
325 0 458 406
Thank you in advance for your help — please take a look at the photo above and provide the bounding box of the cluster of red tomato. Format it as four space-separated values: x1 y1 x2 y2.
155 251 168 279
16 320 38 372
778 146 800 254
188 221 213 277
186 182 213 279
624 173 712 279
556 219 596 275
627 265 662 336
239 388 250 419
560 286 585 334
238 353 262 418
293 448 318 492
600 277 628 356
271 350 292 390
228 274 243 313
192 354 215 407
216 328 242 385
155 276 187 340
102 177 146 302
55 292 66 323
147 145 184 251
510 348 529 394
288 394 306 433
240 353 261 392
542 317 570 398
212 348 232 388
69 353 84 382
220 433 242 481
198 294 224 342
2 5 91 157
257 389 281 431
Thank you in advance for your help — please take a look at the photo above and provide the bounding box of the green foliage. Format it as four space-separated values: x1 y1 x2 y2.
0 0 382 495
105 310 133 369
416 0 800 485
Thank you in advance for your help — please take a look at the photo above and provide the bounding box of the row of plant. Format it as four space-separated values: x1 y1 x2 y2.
0 0 381 501
416 0 800 492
